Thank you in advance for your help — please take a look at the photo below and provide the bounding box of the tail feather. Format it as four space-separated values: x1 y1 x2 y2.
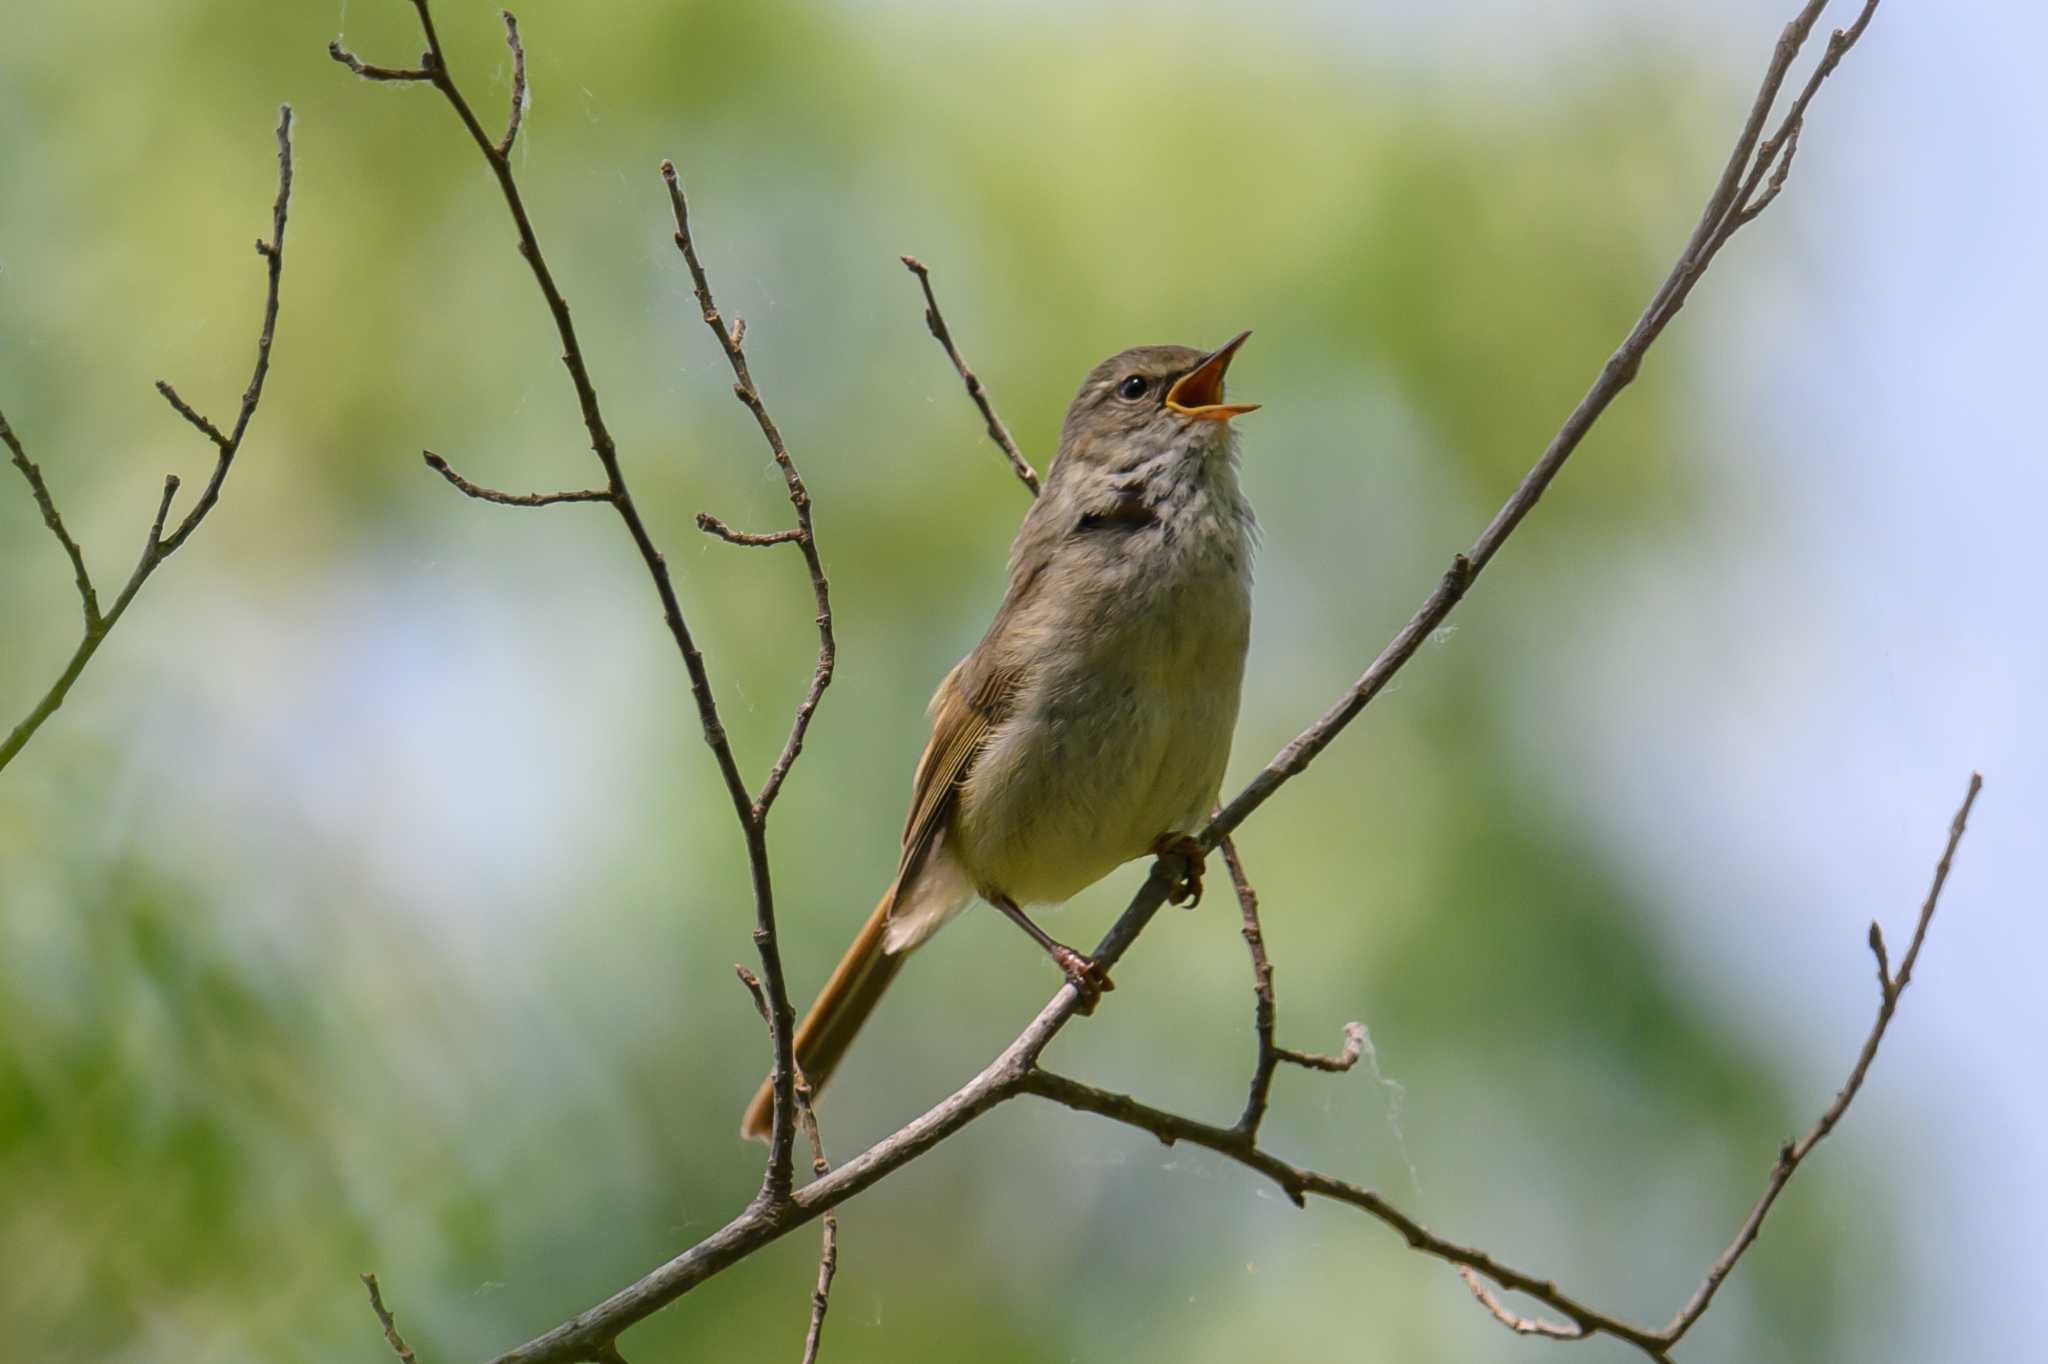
740 888 906 1142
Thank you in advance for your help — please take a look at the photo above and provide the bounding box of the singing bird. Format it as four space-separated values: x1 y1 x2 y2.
743 332 1259 1140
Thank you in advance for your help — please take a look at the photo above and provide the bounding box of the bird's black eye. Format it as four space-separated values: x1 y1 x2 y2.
1117 374 1149 401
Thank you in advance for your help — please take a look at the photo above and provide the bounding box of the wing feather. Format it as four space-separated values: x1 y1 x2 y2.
896 665 1009 894
890 555 1046 911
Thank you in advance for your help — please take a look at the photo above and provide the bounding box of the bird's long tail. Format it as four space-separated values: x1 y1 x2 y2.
740 887 906 1142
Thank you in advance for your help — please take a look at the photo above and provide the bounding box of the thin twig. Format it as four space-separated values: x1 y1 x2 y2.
329 42 432 81
794 1075 837 1364
422 451 610 507
800 1215 838 1364
153 380 232 451
488 752 1974 1364
1018 1066 1676 1356
899 255 1040 496
696 513 805 548
735 964 770 1024
1221 835 1365 1144
1458 1268 1585 1341
363 1274 423 1364
0 106 294 774
1 410 100 626
497 11 528 156
747 963 838 1364
661 161 837 821
1657 770 1981 1345
145 476 183 551
1024 768 1977 1364
157 103 294 556
1206 1 1881 850
1276 1024 1367 1075
1223 835 1281 1137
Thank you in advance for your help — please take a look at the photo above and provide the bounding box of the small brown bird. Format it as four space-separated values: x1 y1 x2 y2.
743 333 1259 1140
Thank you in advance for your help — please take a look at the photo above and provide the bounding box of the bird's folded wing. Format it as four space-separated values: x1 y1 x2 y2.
895 662 1012 898
892 553 1047 910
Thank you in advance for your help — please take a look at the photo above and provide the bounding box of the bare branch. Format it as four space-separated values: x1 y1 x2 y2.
333 0 826 1226
485 751 1977 1364
157 103 295 556
1658 770 1981 1345
899 255 1040 496
1222 835 1281 1136
1458 1268 1586 1342
794 1074 837 1364
1209 8 1877 849
735 964 770 1024
800 1214 838 1364
660 160 837 820
145 475 182 552
1867 920 1893 996
497 12 528 156
1 106 293 775
422 450 610 507
744 964 839 1364
329 40 433 82
696 513 805 548
1018 1066 1676 1355
1029 764 1978 1364
153 380 232 451
1220 835 1368 1146
1 410 99 626
363 1273 424 1364
1275 1024 1368 1075
1736 120 1803 226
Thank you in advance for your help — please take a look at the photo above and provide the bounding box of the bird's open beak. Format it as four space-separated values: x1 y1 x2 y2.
1166 330 1259 422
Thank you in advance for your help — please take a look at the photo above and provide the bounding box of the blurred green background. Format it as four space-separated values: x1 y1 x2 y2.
3 3 2037 1362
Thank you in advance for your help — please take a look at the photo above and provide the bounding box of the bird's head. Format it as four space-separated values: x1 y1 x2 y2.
1053 331 1258 474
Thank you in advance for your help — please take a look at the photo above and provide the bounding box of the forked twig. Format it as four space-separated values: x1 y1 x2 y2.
333 0 828 1241
661 161 837 820
1220 835 1363 1142
2 105 295 773
1655 771 1980 1346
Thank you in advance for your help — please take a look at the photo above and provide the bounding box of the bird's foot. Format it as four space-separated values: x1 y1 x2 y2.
1051 944 1115 1014
1150 834 1207 908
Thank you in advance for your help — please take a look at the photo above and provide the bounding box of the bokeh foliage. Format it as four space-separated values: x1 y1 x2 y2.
1 3 1893 1361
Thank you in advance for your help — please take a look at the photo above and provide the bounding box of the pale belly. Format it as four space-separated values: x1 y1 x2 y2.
950 579 1249 906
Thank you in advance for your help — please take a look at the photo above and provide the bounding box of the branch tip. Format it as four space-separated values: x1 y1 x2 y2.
3 103 291 771
1460 1266 1586 1341
329 38 433 83
496 10 527 154
421 449 608 508
899 254 1040 495
735 964 769 1023
1867 920 1891 992
361 1273 421 1364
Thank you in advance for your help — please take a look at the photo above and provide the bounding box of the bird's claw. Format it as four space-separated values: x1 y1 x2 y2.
1150 834 1207 908
1052 945 1115 1013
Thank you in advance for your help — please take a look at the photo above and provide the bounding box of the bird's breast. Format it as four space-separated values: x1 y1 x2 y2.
951 502 1252 906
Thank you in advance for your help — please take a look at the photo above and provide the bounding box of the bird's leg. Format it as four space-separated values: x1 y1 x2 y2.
988 894 1114 1011
1149 833 1207 908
